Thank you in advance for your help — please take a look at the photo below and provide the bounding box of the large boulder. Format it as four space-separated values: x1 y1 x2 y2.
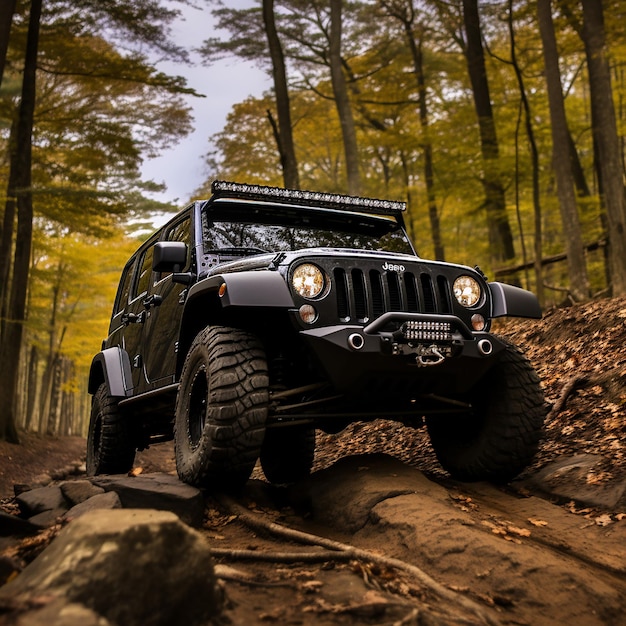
90 473 204 527
0 508 222 626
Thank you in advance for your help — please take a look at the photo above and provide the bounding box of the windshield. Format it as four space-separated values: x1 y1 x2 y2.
201 201 414 255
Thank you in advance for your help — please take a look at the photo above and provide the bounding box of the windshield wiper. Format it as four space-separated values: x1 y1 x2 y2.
206 247 270 256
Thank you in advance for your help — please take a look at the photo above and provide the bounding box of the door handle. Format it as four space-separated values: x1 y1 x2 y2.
142 294 163 308
121 311 146 325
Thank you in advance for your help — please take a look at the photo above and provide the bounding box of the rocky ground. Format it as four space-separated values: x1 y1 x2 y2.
1 296 626 625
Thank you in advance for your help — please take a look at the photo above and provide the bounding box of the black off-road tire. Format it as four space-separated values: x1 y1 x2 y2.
426 338 545 483
174 325 268 489
86 383 136 475
260 426 316 485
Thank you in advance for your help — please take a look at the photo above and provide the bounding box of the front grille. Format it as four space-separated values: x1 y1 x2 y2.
333 267 452 323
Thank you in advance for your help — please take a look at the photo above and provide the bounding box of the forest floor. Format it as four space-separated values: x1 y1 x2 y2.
1 295 626 624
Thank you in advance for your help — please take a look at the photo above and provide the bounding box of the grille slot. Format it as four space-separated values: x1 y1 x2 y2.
420 274 435 313
352 269 367 321
405 272 419 312
437 275 452 314
334 268 349 319
387 272 402 311
369 270 384 318
333 265 451 322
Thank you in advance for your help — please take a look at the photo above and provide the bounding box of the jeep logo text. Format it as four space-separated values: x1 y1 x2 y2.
382 262 405 272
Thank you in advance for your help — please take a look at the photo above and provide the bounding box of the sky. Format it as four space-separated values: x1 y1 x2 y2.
140 1 271 209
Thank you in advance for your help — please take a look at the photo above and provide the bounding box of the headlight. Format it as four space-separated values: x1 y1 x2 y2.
453 275 481 307
292 263 325 299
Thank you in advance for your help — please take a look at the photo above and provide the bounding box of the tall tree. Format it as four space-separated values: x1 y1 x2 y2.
0 0 42 443
0 0 17 87
507 0 544 304
537 0 590 301
580 0 626 296
380 0 444 260
329 0 361 195
461 0 515 264
262 0 300 188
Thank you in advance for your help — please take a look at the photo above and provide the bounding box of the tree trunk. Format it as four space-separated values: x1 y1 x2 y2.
507 0 544 304
0 117 19 345
25 344 39 431
329 0 361 195
0 0 17 87
537 0 590 301
462 0 515 264
385 0 445 261
581 0 626 296
262 0 300 189
46 357 62 436
0 0 42 443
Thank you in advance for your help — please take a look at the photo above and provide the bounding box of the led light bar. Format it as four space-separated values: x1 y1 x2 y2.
211 180 406 215
402 320 452 342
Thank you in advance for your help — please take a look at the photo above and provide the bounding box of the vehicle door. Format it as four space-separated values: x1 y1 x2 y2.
122 238 159 395
140 213 193 388
107 255 137 352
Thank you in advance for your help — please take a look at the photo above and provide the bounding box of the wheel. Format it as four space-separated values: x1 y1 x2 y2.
86 383 136 475
426 338 546 482
174 325 268 489
260 426 316 484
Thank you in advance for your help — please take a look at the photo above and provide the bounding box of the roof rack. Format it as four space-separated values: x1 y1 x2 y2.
210 180 406 216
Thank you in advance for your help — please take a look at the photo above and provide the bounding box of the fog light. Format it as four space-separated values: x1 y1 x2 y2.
299 304 317 324
471 314 486 331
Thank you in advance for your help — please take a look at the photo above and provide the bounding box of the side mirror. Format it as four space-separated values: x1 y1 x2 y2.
153 241 187 273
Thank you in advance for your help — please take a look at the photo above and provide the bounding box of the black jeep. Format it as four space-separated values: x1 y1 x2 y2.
87 181 545 487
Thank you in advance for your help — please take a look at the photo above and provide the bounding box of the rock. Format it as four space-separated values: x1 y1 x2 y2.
16 486 68 516
63 491 122 520
0 510 40 537
90 473 204 527
61 480 105 505
27 508 67 529
516 454 626 509
303 453 439 532
0 509 222 626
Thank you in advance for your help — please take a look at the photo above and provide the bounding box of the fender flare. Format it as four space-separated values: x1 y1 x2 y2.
187 271 295 308
88 347 133 397
489 282 542 319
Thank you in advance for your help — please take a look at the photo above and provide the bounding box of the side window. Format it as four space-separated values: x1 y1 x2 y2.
133 246 154 300
158 217 191 280
113 259 135 314
167 218 191 256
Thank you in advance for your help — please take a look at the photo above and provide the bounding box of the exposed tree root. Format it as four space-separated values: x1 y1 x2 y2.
209 547 354 563
547 375 589 419
547 364 626 421
216 495 503 626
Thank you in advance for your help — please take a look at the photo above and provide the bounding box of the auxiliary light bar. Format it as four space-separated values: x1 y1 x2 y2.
211 180 406 216
402 320 452 342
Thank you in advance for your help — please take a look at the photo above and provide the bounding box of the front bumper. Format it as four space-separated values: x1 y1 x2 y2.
299 312 506 397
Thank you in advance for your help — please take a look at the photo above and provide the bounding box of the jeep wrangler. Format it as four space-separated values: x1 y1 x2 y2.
87 180 545 487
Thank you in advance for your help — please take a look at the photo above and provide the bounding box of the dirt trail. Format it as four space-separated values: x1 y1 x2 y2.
196 454 626 626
